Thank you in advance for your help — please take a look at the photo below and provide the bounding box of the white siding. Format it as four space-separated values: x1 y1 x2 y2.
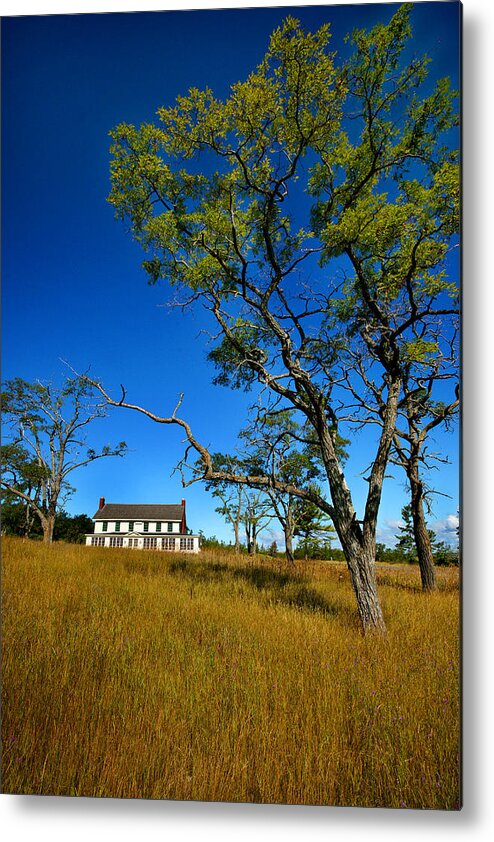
86 533 200 553
142 521 181 533
94 520 181 534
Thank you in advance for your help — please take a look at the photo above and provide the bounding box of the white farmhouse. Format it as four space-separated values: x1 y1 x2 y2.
85 497 200 553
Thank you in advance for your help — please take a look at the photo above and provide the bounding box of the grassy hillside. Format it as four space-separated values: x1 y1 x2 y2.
1 537 460 808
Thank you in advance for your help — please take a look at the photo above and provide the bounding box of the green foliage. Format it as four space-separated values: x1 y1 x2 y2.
239 410 327 486
53 512 94 544
293 538 334 561
0 495 43 539
108 17 340 288
197 532 238 551
0 493 92 544
394 504 417 562
1 442 50 486
376 544 413 565
433 540 459 567
401 339 440 364
390 507 458 566
293 488 335 557
207 324 269 390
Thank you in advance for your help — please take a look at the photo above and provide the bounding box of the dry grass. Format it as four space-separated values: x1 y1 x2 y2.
1 537 460 808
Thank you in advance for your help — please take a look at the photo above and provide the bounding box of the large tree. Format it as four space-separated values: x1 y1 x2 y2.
100 5 458 632
1 376 127 543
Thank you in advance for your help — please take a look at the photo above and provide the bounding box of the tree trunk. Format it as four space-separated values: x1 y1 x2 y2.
234 488 242 554
24 502 34 538
408 458 436 591
40 513 55 544
233 521 240 554
284 525 295 565
314 376 401 634
245 520 256 555
343 534 386 633
316 432 386 633
245 521 251 553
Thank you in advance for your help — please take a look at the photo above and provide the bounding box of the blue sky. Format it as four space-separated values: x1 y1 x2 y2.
2 2 461 547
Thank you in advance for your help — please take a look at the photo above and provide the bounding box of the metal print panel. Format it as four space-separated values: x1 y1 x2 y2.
1 1 461 808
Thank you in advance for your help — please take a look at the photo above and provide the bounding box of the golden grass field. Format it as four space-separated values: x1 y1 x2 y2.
1 537 460 808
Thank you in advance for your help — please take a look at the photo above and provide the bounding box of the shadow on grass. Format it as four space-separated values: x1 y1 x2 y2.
165 556 340 618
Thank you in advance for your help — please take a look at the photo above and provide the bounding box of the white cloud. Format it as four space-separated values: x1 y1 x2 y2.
431 513 459 545
376 519 405 547
445 514 460 532
386 519 405 531
264 528 285 546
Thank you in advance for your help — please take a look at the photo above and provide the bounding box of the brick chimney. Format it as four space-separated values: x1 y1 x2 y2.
99 497 105 510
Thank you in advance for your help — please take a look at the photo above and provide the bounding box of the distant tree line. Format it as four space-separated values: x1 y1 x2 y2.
200 519 458 566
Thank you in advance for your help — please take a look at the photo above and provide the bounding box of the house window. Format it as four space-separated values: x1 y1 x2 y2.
156 522 162 532
128 522 134 532
143 522 149 533
143 537 157 550
110 536 123 548
162 537 175 551
91 536 105 547
167 522 173 533
102 522 108 532
180 538 194 551
115 521 121 533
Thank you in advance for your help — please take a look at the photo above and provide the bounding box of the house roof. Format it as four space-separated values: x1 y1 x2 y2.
93 503 185 521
